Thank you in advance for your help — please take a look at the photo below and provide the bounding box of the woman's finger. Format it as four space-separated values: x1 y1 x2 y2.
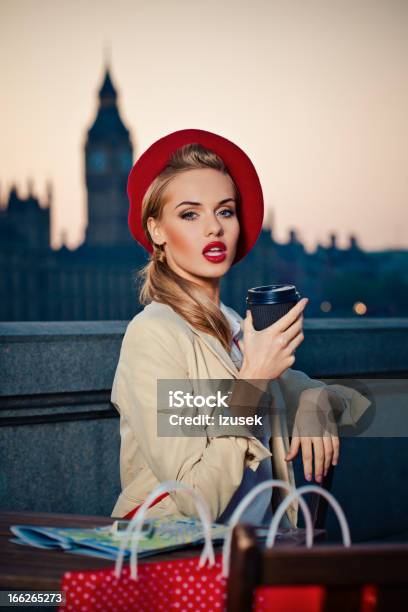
332 435 340 466
312 437 324 483
272 298 308 334
285 435 300 461
286 329 305 355
281 314 304 346
300 437 313 481
322 435 333 476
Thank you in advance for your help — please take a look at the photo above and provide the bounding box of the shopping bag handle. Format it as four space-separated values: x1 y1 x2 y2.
114 480 215 580
266 484 351 548
221 479 314 578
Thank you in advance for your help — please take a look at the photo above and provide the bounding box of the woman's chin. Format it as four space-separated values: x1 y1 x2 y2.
197 260 233 278
172 255 234 281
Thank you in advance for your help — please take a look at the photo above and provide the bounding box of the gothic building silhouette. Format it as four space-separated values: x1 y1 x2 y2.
0 64 406 321
0 181 51 251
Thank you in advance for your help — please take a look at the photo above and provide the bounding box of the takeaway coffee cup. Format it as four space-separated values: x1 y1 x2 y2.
246 284 301 331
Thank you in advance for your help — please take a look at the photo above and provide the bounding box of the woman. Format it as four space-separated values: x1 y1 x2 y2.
110 129 370 527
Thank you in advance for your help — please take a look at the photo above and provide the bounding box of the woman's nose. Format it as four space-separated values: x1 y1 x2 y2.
205 214 224 236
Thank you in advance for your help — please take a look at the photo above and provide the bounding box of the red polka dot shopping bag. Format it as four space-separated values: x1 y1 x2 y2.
59 480 354 612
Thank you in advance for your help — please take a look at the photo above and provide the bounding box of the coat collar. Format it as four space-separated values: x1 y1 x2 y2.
148 300 242 379
219 301 242 340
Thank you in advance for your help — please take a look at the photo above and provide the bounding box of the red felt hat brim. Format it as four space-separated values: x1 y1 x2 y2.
127 128 264 265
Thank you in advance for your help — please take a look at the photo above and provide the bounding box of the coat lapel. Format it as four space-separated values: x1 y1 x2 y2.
148 300 240 379
183 320 241 379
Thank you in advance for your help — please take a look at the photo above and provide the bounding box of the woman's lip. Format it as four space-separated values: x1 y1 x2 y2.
202 241 226 254
203 251 227 263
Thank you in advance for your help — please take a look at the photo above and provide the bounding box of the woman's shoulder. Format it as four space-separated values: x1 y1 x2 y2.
124 301 195 344
114 302 190 387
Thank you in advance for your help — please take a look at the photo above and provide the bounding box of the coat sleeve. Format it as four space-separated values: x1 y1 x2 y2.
277 367 372 426
224 306 371 427
112 316 272 522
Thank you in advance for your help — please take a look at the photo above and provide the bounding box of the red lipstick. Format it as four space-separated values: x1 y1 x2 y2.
202 241 227 263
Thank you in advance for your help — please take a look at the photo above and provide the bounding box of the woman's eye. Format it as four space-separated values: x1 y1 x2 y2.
180 211 197 221
218 208 234 217
180 209 235 221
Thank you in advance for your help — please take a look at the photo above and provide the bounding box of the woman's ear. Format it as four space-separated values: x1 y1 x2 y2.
147 216 165 246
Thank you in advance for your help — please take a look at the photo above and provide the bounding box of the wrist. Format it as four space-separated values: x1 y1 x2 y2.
238 365 270 393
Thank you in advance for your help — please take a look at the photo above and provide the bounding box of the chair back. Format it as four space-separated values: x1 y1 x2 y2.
227 524 408 612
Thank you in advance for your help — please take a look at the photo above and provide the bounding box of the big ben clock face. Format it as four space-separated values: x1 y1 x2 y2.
119 151 132 171
89 151 107 172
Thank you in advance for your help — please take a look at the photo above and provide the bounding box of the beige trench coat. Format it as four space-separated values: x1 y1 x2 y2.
110 300 371 526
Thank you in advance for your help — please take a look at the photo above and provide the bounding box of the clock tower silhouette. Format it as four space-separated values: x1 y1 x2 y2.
84 63 134 247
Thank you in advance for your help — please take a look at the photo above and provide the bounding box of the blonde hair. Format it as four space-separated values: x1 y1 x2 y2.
136 143 241 354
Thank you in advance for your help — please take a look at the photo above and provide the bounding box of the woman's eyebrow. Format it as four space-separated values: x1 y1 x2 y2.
174 198 236 209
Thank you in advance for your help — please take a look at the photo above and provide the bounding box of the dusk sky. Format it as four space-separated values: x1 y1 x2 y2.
1 0 407 252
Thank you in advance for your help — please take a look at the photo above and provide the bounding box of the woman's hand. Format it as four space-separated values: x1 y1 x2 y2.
239 297 309 383
284 387 340 483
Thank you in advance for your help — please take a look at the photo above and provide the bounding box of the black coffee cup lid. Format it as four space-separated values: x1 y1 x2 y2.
246 284 300 305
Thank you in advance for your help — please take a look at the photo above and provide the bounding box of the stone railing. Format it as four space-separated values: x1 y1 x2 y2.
1 318 407 542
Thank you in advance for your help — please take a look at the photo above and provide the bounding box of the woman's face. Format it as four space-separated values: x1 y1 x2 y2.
148 168 240 283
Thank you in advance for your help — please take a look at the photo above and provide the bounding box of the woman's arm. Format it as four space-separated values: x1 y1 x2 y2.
278 367 372 426
278 368 372 481
113 316 272 522
229 302 371 426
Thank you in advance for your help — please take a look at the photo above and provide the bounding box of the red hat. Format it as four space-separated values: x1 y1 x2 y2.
127 128 264 265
